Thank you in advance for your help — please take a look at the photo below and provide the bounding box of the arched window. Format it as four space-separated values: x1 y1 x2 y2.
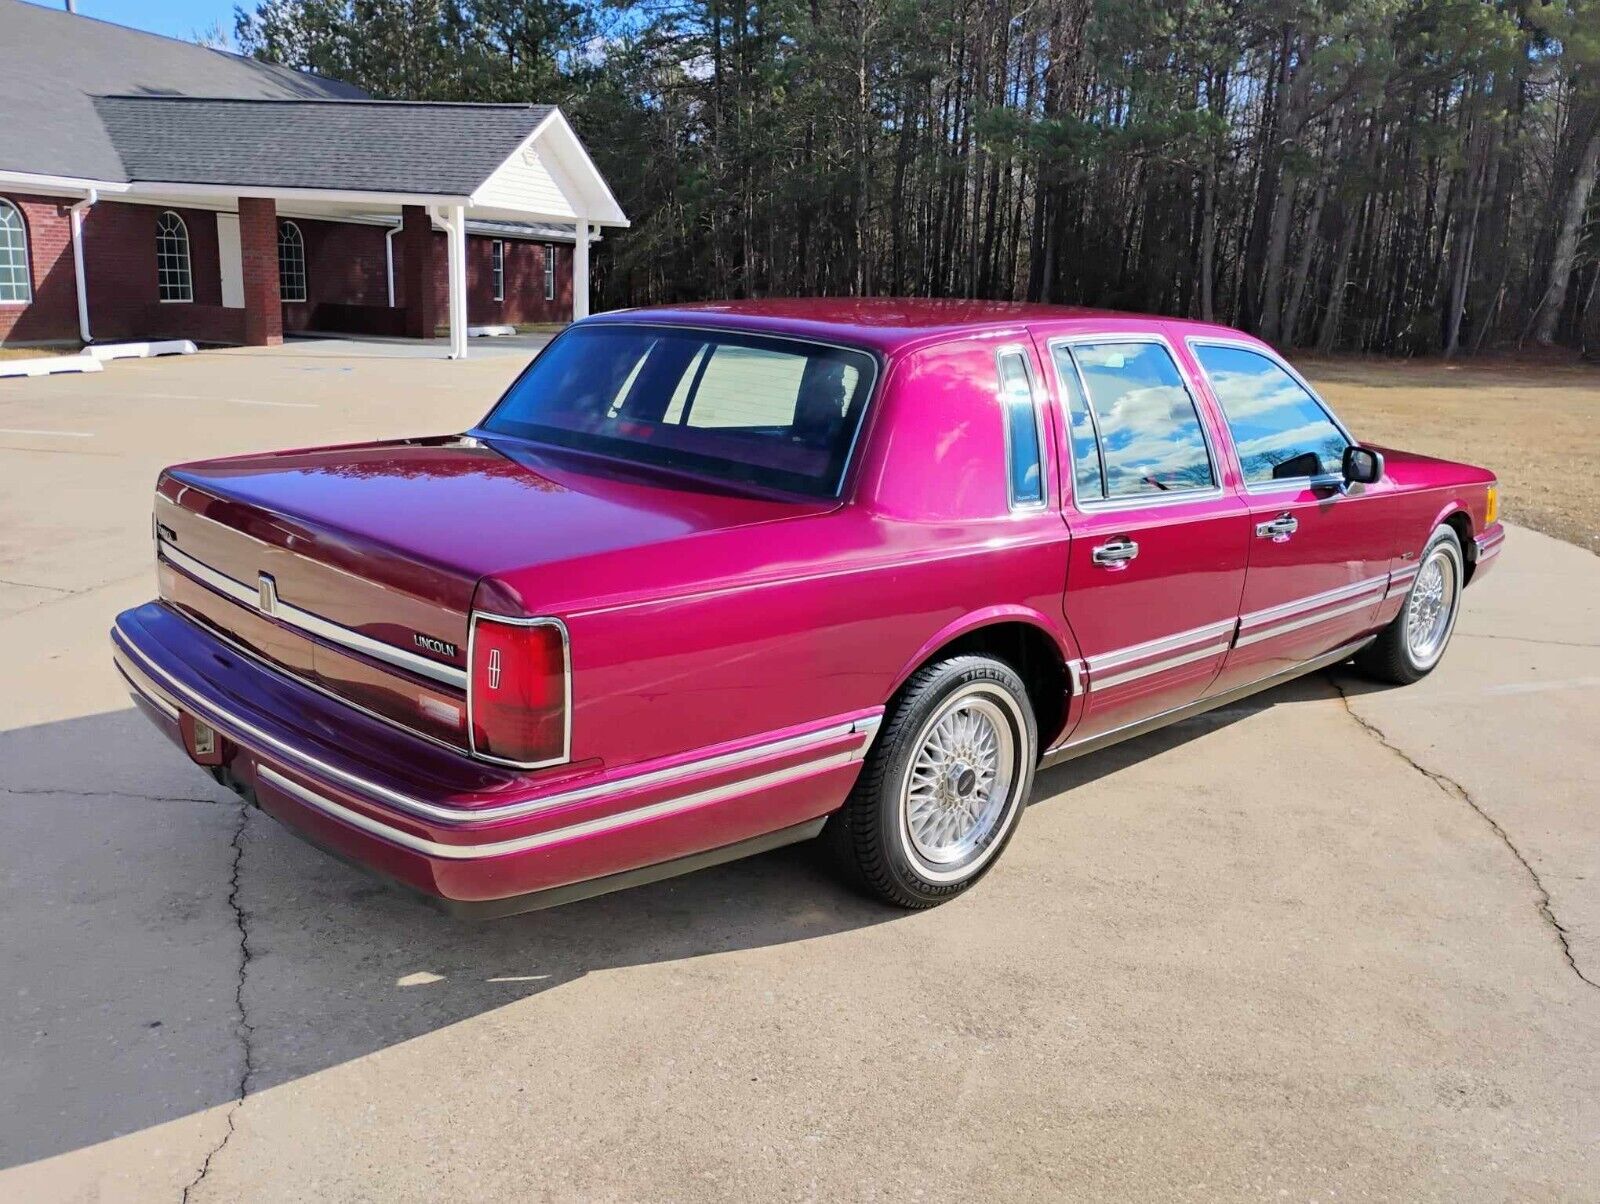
277 220 307 302
0 199 31 304
155 211 192 302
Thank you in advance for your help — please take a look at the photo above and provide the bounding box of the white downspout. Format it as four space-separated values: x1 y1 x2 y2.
432 204 469 360
69 188 96 345
385 223 399 308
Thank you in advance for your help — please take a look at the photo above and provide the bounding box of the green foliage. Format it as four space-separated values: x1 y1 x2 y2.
237 0 1600 351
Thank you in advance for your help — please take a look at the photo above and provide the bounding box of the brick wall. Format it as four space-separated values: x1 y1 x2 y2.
463 237 573 326
280 216 397 334
1 194 577 348
0 193 78 345
238 197 281 346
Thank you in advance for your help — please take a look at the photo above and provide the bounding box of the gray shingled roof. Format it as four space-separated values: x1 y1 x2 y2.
93 96 554 194
0 0 364 181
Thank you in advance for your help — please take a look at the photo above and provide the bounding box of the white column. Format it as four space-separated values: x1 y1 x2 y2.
572 218 590 321
445 204 468 359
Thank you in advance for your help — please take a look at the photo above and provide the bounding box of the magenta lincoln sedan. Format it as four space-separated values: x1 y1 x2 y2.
112 300 1503 915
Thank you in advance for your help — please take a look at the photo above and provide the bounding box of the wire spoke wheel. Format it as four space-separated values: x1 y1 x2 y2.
1404 545 1459 668
900 688 1017 874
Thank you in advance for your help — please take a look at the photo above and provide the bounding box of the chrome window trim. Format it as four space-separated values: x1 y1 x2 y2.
1045 332 1225 512
481 319 885 499
995 343 1049 512
114 622 882 827
464 611 573 770
158 537 468 690
1184 336 1356 491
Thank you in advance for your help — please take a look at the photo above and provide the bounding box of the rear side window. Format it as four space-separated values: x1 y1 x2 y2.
1053 340 1215 501
1191 344 1348 484
482 325 876 497
997 348 1044 507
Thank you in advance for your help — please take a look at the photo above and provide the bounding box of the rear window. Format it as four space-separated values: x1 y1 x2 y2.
481 325 878 497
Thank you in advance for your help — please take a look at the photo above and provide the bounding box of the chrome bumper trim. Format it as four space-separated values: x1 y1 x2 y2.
114 618 879 827
158 538 468 690
1474 528 1505 563
257 753 856 862
116 659 178 721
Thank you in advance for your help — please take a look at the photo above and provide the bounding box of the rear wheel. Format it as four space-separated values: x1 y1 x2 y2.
826 655 1035 908
1356 525 1465 685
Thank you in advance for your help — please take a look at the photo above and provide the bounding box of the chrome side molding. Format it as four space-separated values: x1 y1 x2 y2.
113 618 880 828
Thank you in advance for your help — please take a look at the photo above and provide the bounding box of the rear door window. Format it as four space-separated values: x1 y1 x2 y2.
1052 340 1215 501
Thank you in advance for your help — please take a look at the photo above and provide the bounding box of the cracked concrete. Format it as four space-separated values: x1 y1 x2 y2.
1334 677 1598 992
2 345 1597 1201
182 807 257 1203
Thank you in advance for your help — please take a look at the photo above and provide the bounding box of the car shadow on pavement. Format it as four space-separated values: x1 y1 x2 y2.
0 666 1376 1171
0 706 897 1171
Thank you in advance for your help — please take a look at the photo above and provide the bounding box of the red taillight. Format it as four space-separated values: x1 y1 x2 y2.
468 615 568 766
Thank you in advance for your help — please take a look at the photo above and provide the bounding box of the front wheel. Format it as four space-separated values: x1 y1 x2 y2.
826 655 1036 908
1356 525 1465 685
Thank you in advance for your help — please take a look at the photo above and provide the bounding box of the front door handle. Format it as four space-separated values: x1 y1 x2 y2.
1255 514 1299 542
1091 537 1140 567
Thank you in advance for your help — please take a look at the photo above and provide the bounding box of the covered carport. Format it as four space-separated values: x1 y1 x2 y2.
61 98 628 358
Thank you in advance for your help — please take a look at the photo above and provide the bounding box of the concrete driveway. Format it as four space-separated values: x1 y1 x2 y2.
1 346 1596 1201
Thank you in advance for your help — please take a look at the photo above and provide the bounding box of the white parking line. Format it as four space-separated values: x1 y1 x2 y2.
226 398 319 409
118 393 319 409
0 428 94 438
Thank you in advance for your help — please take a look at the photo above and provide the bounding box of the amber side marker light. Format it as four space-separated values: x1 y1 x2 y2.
467 614 570 767
1485 483 1499 526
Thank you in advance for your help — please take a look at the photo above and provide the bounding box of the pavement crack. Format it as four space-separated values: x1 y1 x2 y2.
1457 632 1600 650
1332 675 1598 994
0 574 71 593
0 785 229 806
182 805 257 1203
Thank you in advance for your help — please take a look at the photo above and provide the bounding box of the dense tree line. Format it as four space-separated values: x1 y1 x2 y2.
237 0 1600 355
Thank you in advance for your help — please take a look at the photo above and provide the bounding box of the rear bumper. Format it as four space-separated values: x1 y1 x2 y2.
113 601 878 914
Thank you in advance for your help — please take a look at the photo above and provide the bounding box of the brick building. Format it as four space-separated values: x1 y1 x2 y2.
0 0 627 357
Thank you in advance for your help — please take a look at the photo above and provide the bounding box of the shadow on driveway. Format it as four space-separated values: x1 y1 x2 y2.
0 668 1352 1170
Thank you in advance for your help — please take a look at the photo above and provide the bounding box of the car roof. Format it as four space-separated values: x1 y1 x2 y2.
583 297 1254 356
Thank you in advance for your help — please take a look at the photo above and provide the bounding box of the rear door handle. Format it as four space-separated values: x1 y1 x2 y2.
1255 514 1298 542
1091 537 1139 567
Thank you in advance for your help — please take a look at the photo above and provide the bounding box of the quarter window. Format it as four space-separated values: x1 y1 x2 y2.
277 220 307 302
1054 340 1214 500
996 349 1044 506
1191 344 1348 484
155 211 192 303
543 244 556 301
491 240 505 302
0 198 30 303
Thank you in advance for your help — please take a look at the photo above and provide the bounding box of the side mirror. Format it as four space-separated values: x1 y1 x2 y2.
1342 445 1384 486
